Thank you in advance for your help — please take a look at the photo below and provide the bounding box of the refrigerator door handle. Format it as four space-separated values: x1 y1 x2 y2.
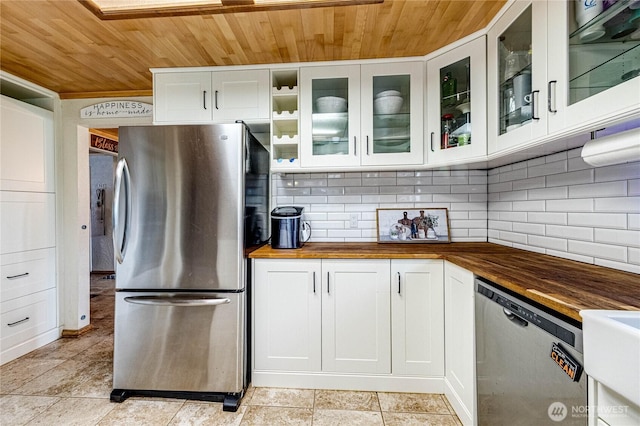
124 295 232 307
113 158 132 264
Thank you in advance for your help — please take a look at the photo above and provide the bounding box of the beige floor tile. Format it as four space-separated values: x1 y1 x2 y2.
312 409 383 426
12 358 109 397
0 358 65 394
314 389 380 411
24 334 105 361
169 401 247 426
97 398 184 425
27 397 115 425
69 361 113 398
240 406 312 425
248 387 314 408
382 411 462 425
378 392 451 414
0 394 60 425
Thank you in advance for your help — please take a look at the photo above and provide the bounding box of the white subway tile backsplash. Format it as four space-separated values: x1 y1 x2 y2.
568 212 628 229
528 235 568 252
569 181 627 199
546 224 593 241
594 228 640 248
528 160 567 178
546 198 593 212
528 187 568 200
513 176 546 191
546 169 594 187
271 150 638 272
595 161 640 182
526 212 568 225
512 200 546 212
513 222 545 236
594 196 640 212
568 240 627 262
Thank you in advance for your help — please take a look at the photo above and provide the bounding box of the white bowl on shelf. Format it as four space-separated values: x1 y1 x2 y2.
373 95 403 114
375 90 401 99
315 96 347 113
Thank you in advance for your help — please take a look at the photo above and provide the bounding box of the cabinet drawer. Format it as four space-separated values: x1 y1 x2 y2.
1 288 57 352
0 191 55 254
1 248 55 302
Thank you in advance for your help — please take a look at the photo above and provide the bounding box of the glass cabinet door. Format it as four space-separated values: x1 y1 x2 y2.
427 36 486 164
547 0 640 133
497 5 533 136
487 0 548 155
300 65 360 168
361 61 424 166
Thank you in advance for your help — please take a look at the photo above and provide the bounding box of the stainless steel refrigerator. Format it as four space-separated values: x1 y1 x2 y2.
110 123 269 411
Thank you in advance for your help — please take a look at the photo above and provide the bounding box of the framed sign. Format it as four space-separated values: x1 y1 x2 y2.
376 208 450 243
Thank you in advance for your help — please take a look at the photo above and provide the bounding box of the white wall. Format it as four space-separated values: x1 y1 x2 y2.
59 97 151 332
488 147 640 274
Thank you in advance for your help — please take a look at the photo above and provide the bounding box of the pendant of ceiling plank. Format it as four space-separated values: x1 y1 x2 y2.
80 0 384 20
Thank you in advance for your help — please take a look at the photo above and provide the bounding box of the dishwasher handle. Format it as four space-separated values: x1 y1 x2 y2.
503 308 528 327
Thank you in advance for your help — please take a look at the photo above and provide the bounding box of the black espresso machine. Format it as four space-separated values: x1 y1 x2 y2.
270 206 311 249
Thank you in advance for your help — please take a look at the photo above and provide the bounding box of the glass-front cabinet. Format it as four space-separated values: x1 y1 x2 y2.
300 65 361 168
488 0 549 154
360 62 424 167
427 37 486 164
300 62 423 169
547 0 640 133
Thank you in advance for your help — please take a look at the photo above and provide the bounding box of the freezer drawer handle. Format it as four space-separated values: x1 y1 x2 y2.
124 296 231 307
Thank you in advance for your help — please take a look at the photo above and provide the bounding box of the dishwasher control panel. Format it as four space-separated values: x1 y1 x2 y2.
477 281 579 350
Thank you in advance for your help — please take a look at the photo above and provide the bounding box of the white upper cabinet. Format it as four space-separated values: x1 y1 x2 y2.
360 62 424 167
426 37 487 165
300 64 361 168
0 96 54 193
546 0 640 134
488 0 549 155
300 62 424 169
153 69 269 124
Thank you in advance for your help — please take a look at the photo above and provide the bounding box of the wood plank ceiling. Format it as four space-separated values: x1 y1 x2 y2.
0 0 506 98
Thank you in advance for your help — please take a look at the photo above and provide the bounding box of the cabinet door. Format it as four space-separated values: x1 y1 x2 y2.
211 69 270 121
444 261 476 426
360 61 424 166
547 1 640 134
321 259 390 374
391 259 444 377
153 72 212 123
487 0 548 155
427 37 487 165
300 65 361 168
0 96 54 193
0 192 56 255
253 259 321 372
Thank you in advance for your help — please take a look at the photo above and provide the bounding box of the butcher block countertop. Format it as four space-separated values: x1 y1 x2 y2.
249 242 640 323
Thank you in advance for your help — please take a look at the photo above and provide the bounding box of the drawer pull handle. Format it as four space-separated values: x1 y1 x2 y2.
6 272 29 280
8 317 30 327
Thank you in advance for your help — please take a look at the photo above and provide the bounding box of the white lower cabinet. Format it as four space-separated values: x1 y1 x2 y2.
444 261 477 426
321 259 391 374
253 259 321 372
252 258 445 393
391 259 444 377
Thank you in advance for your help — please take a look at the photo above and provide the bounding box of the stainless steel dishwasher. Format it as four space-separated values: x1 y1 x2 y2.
475 277 587 425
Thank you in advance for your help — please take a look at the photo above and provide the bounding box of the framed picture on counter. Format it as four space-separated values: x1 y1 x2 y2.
376 208 450 243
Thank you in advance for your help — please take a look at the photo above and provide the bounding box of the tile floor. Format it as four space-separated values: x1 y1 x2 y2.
1 274 462 425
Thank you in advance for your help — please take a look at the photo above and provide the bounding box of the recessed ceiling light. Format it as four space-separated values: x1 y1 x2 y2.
80 0 383 20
